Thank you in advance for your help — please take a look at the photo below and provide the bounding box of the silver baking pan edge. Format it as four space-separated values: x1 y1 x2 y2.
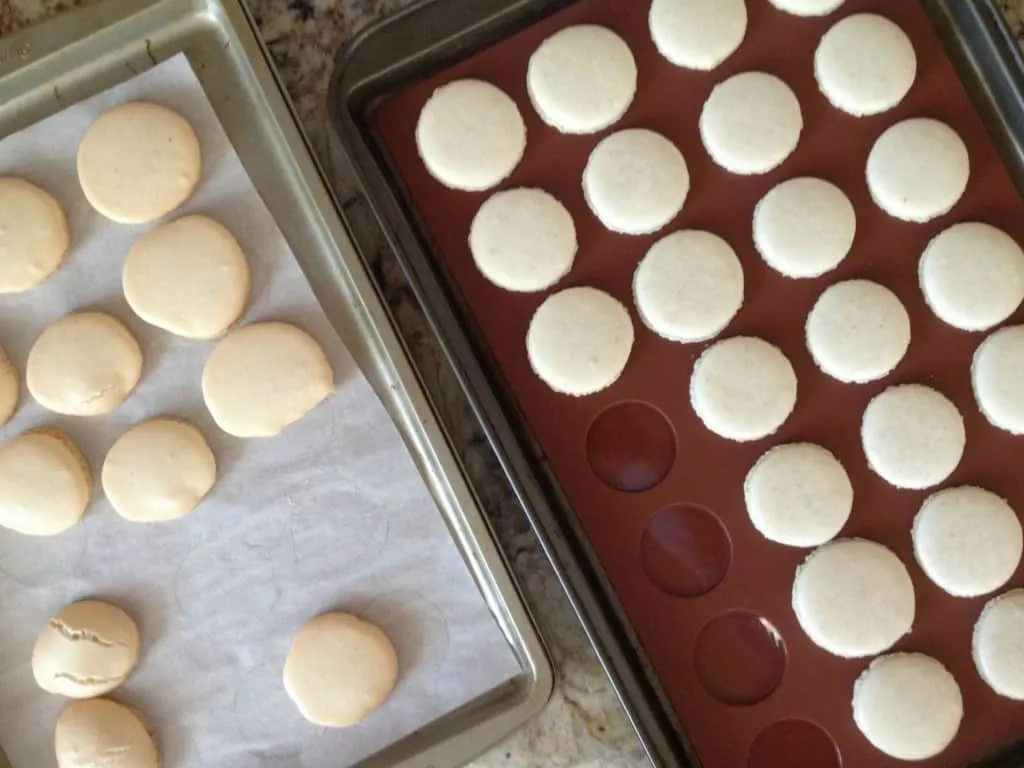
0 2 553 766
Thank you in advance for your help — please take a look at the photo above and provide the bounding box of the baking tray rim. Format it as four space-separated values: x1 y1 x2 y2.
326 1 1024 767
0 2 554 767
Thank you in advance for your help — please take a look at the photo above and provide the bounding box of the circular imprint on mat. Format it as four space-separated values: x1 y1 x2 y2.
806 279 911 383
32 600 141 699
0 429 91 536
920 222 1024 332
699 72 802 175
633 230 744 343
202 322 334 437
56 699 160 768
0 520 86 585
866 118 969 223
26 312 142 417
753 177 856 279
861 383 965 490
853 653 963 761
527 25 637 134
744 443 852 548
0 344 19 428
526 287 634 397
769 0 846 16
912 486 1022 597
415 79 526 192
582 128 689 235
690 336 797 442
973 325 1024 435
469 188 577 292
586 401 676 492
649 0 747 71
748 720 841 768
102 418 217 523
793 538 915 658
694 611 786 706
284 612 399 728
0 177 69 293
289 490 391 575
77 101 201 224
814 14 917 117
123 215 251 339
640 503 731 597
973 589 1024 700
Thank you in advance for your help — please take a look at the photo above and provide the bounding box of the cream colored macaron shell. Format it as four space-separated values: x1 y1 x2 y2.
861 384 965 490
867 118 969 222
77 101 201 224
284 612 398 727
55 698 159 768
700 72 802 175
526 287 634 396
974 589 1024 700
853 653 963 761
649 0 747 71
633 230 744 343
0 429 91 536
0 177 69 293
416 80 526 192
469 188 576 292
202 322 334 438
123 215 251 339
583 129 689 235
913 486 1022 597
770 0 845 15
102 418 217 523
973 325 1024 434
527 25 636 134
753 177 856 278
793 538 915 658
690 336 797 442
33 600 141 698
815 14 917 116
0 344 19 427
27 312 142 416
745 443 852 547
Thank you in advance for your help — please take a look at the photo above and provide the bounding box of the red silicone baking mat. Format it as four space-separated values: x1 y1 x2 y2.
374 1 1024 766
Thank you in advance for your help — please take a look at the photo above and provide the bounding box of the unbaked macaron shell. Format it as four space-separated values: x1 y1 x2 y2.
769 0 846 16
972 325 1024 435
649 0 747 71
974 589 1024 700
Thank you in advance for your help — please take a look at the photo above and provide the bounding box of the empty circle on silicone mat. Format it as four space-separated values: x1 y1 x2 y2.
806 280 910 383
694 611 786 706
748 720 840 768
527 25 637 134
586 401 676 492
649 0 747 71
973 589 1024 700
582 128 689 235
973 325 1024 434
814 14 917 117
861 384 965 490
867 118 969 223
640 503 731 597
920 222 1024 332
753 177 855 279
699 72 802 175
0 522 86 585
769 0 845 16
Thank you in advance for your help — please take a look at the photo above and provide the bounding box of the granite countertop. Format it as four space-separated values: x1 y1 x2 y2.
2 1 1024 767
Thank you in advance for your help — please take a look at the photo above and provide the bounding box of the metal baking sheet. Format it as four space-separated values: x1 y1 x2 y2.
326 2 1024 766
0 2 552 767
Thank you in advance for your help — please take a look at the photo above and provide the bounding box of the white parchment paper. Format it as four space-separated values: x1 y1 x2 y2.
0 55 521 768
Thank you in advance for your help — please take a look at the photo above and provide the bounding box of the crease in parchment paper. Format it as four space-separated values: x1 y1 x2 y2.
0 54 521 768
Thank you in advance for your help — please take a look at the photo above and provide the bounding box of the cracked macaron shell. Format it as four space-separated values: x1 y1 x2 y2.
32 600 141 699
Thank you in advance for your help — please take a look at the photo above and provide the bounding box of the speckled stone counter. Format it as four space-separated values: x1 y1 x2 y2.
2 1 1023 766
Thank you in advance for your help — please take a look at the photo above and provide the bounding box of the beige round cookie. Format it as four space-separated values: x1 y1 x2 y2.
202 322 334 438
55 698 159 768
78 101 201 224
123 215 251 339
0 343 19 427
33 600 141 699
27 312 142 416
102 418 217 523
0 429 91 536
0 177 69 293
284 612 398 728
